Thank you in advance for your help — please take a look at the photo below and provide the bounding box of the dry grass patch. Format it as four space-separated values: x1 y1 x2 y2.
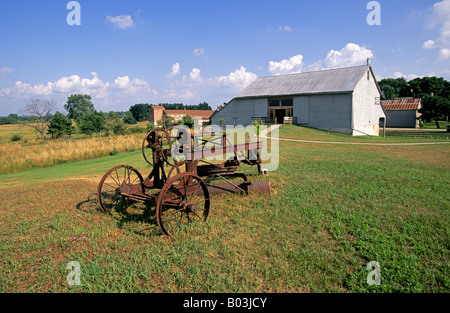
0 134 143 174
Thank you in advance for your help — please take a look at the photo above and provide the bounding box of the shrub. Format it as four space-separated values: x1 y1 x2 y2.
47 111 76 138
112 121 126 135
123 111 137 125
180 115 195 129
10 134 22 142
127 126 147 134
110 147 119 156
78 110 106 135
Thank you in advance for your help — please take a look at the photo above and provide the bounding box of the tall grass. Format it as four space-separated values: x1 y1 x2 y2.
0 134 142 174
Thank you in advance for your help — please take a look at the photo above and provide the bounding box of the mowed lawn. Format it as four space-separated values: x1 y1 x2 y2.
0 125 448 293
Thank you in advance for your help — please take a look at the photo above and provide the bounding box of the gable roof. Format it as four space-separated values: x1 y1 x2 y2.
236 65 371 99
382 98 422 111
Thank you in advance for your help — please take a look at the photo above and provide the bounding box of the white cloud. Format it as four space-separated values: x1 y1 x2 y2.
0 66 13 77
426 0 450 59
268 55 304 75
167 65 258 104
304 60 324 72
162 88 195 101
278 25 293 32
180 66 257 89
392 72 438 81
167 62 180 79
189 68 202 82
210 66 258 87
112 76 152 95
193 48 205 57
264 43 373 78
439 48 450 59
265 43 373 77
423 39 435 50
3 81 53 97
324 43 373 69
393 72 420 81
106 15 135 29
0 72 111 99
0 73 156 112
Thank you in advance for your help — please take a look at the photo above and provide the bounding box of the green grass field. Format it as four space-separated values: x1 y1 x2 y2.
0 125 448 293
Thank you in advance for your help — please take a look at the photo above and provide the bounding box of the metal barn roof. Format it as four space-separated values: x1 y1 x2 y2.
236 65 371 99
382 98 422 111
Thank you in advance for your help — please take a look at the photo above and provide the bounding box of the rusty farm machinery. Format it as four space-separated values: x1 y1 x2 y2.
97 125 271 236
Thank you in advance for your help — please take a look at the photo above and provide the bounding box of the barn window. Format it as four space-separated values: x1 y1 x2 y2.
282 99 293 107
269 99 280 107
268 98 293 107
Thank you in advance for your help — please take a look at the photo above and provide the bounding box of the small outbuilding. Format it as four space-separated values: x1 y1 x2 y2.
382 98 422 128
210 64 386 136
149 105 214 126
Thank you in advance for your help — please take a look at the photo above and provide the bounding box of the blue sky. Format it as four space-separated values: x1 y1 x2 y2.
0 0 449 116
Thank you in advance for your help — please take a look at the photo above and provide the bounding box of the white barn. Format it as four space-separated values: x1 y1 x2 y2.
210 65 386 136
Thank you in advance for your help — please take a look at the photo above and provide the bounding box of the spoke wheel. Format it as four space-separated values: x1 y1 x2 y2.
156 172 210 236
142 127 181 167
97 165 144 214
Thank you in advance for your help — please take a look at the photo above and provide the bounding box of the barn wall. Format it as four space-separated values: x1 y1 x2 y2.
385 110 418 128
253 98 267 118
210 99 237 126
305 93 353 134
352 69 385 136
293 96 309 124
211 98 269 126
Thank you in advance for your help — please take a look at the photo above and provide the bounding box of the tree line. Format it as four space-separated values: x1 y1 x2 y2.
378 76 450 128
128 102 212 123
9 94 212 139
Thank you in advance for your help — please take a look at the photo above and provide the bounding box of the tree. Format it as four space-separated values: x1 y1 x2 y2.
64 94 95 122
193 102 212 110
419 95 449 128
0 114 19 125
409 77 450 128
157 115 175 127
179 114 194 128
107 111 120 122
47 111 76 138
111 119 126 135
21 99 57 139
378 76 450 128
378 78 412 100
123 111 137 124
78 110 106 135
129 103 150 122
160 103 184 110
